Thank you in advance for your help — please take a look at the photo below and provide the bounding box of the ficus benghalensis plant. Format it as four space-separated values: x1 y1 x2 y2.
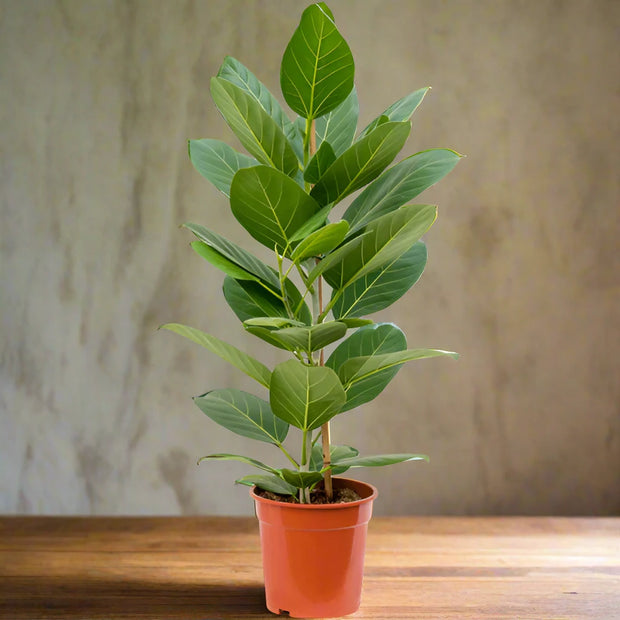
161 2 461 503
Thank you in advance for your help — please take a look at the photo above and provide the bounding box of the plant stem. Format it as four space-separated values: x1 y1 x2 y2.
304 117 334 502
276 248 295 319
299 429 313 504
317 271 333 500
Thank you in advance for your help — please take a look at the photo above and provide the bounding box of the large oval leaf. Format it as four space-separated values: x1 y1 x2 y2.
191 241 260 282
332 241 427 319
315 87 359 157
310 444 359 475
280 3 354 119
236 474 297 495
310 121 411 206
358 87 430 138
320 204 437 291
245 321 347 354
270 360 346 431
280 469 324 489
198 453 278 473
188 139 258 197
332 453 429 468
230 166 320 253
160 323 272 388
325 323 406 411
194 390 288 445
223 277 312 325
183 222 280 291
288 204 332 243
343 149 462 234
210 77 298 176
217 56 303 162
339 348 459 389
290 221 349 262
303 141 337 184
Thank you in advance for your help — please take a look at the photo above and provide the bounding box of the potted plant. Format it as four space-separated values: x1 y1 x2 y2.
162 2 460 617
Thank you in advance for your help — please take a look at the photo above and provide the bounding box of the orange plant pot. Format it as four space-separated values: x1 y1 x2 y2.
251 477 378 618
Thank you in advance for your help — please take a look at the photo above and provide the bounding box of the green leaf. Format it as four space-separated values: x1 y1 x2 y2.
304 141 337 184
270 360 346 431
383 87 431 120
194 389 289 445
321 204 437 291
290 221 349 262
310 444 358 475
315 87 359 156
305 231 369 287
223 277 312 325
198 453 278 474
217 56 303 162
236 474 297 495
244 317 306 329
310 121 411 206
191 241 258 282
188 139 258 197
183 222 280 291
280 3 355 119
159 323 272 388
280 469 324 489
333 453 429 468
326 323 406 412
339 348 459 388
223 277 288 322
288 205 332 243
210 76 298 176
337 318 374 328
245 321 347 354
332 241 427 319
359 114 389 137
230 166 321 253
359 87 431 138
344 149 462 234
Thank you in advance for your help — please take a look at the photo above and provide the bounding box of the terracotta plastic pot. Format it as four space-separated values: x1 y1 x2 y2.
251 477 378 618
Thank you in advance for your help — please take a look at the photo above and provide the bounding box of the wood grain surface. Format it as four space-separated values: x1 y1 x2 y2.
0 516 618 619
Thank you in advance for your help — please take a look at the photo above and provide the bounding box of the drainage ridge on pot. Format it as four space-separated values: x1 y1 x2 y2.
252 478 378 618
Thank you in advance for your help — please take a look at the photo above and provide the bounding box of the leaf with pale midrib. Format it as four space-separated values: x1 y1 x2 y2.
326 323 406 412
160 323 272 388
270 360 346 431
358 87 431 138
332 242 427 319
217 56 303 162
230 166 320 253
188 139 258 197
343 149 462 234
320 204 437 291
339 348 459 388
210 77 298 176
316 87 359 157
310 121 411 206
194 389 289 445
183 223 280 291
280 3 355 119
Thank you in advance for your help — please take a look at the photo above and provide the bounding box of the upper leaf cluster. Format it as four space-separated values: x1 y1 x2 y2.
164 2 461 500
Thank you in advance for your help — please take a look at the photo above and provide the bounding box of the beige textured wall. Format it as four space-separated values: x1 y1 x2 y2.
1 0 618 516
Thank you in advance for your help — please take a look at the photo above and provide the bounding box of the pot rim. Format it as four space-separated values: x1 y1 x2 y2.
250 477 378 510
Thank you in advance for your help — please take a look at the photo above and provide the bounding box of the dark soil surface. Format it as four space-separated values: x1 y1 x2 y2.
256 486 361 504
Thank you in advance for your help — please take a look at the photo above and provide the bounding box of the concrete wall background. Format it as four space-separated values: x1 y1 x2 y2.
1 0 618 516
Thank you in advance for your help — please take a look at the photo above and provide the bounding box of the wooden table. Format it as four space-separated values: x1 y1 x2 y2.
1 517 618 619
